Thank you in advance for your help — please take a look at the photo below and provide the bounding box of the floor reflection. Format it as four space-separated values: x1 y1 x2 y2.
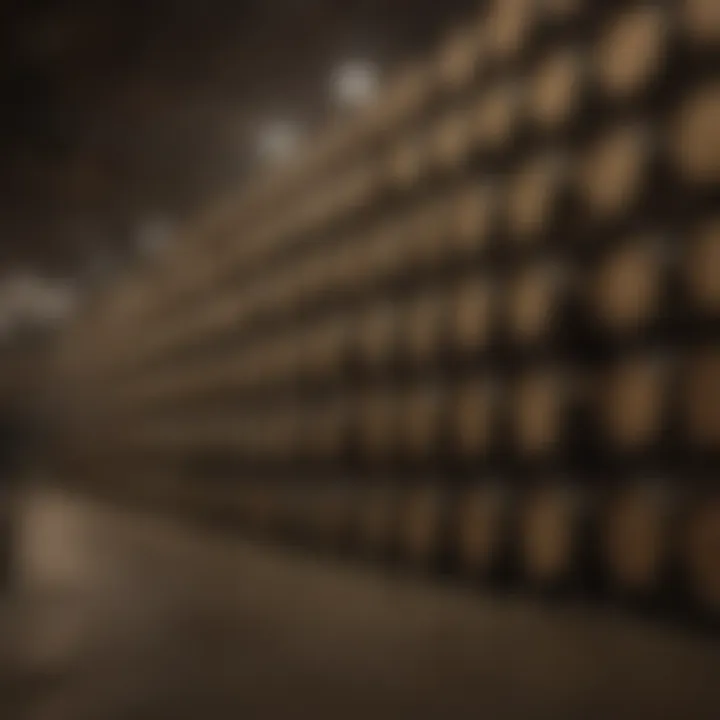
1 485 719 720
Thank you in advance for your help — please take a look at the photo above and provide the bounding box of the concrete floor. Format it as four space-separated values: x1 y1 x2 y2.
1 486 719 720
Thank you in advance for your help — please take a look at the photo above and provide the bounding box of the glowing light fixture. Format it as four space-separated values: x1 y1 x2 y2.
331 60 380 110
257 121 302 164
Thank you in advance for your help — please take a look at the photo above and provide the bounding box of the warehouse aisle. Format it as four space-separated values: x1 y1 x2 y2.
1 486 719 720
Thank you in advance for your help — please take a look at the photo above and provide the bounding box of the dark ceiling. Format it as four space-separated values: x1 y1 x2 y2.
1 0 477 277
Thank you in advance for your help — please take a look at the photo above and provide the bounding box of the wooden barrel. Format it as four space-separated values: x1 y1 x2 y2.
309 483 354 548
337 162 379 218
454 483 513 576
356 301 398 373
448 274 494 356
578 121 654 221
539 0 586 25
684 218 720 315
450 377 497 460
682 347 720 449
449 180 498 258
670 81 720 187
485 0 537 65
597 354 672 452
473 81 522 156
388 133 432 191
433 108 475 172
379 61 434 130
683 492 720 616
357 387 398 464
259 408 300 461
404 197 453 272
512 367 575 457
399 382 445 463
591 235 666 333
265 335 300 388
601 482 676 597
436 22 485 92
528 47 585 132
507 153 569 243
324 238 359 299
520 484 589 588
356 483 399 557
681 0 720 46
594 4 670 101
398 484 447 567
301 316 349 381
303 396 349 463
507 261 568 345
400 287 448 367
362 224 405 287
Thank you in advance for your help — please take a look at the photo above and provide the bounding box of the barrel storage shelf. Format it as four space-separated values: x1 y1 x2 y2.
51 0 720 622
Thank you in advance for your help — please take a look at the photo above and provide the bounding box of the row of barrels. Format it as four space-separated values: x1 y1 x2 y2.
97 85 718 376
107 347 720 473
84 212 719 426
49 0 719 630
58 0 718 379
95 476 719 623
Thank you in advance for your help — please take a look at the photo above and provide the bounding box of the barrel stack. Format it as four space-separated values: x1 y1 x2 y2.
51 0 720 618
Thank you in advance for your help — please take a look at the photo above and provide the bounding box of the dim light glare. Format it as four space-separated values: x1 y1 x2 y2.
257 121 302 164
137 216 173 258
331 60 380 110
0 273 77 331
